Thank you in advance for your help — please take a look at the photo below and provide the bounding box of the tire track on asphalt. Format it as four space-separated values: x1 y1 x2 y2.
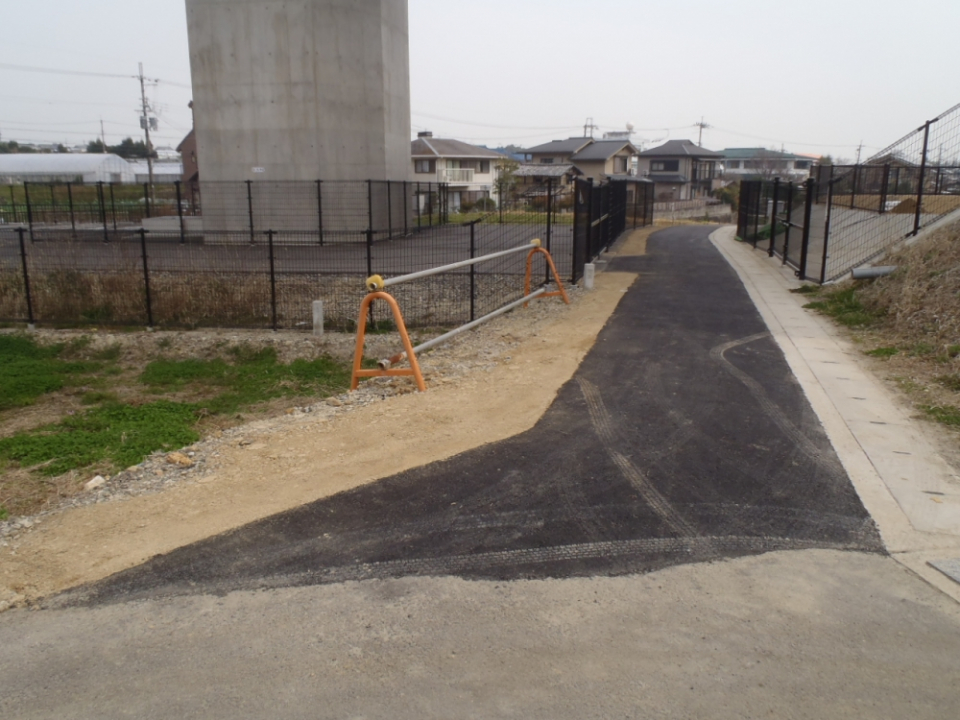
710 333 843 474
577 377 697 537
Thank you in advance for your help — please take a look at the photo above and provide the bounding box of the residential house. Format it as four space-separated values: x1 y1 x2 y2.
720 148 814 182
522 137 638 185
513 163 582 188
411 132 507 211
636 139 723 200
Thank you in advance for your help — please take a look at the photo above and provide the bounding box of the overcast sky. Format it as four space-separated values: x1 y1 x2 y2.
1 0 957 160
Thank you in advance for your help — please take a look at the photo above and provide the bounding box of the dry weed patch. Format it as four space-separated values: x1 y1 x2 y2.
803 218 960 435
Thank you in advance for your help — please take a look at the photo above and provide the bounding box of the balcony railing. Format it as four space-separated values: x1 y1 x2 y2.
438 168 475 184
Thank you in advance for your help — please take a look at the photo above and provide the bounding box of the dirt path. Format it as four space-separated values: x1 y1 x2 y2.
0 232 648 605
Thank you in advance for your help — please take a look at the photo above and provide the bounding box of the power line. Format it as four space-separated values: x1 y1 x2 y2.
0 62 191 89
0 94 137 110
413 112 576 131
709 124 876 150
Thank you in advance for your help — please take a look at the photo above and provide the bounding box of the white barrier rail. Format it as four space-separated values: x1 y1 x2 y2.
365 240 540 292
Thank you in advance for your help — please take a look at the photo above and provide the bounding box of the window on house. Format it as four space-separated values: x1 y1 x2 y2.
795 160 811 169
651 160 679 172
615 157 629 173
726 160 741 169
479 160 490 174
414 159 434 174
540 157 555 164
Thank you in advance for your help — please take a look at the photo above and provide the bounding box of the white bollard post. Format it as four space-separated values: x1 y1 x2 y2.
312 300 324 336
584 263 596 291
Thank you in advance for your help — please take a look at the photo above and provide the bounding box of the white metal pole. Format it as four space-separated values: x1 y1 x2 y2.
367 240 540 291
378 288 547 369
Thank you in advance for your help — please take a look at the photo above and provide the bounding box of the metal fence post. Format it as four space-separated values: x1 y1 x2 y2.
139 228 154 328
469 219 477 322
67 182 76 235
782 182 794 265
267 229 278 331
109 182 118 231
768 178 781 255
387 181 393 239
246 179 255 244
24 182 35 242
499 181 505 224
416 182 422 229
879 164 890 214
17 227 35 326
97 181 109 243
175 180 185 244
403 180 408 236
849 166 858 210
545 177 554 284
820 167 836 284
914 119 933 236
143 182 152 219
367 179 374 243
316 179 324 246
798 178 815 281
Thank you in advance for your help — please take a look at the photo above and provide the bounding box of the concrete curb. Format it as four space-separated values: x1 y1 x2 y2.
710 226 960 603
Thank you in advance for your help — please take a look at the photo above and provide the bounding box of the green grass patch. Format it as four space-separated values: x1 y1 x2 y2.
866 347 900 358
936 375 960 392
0 334 106 411
0 341 353 480
140 346 351 416
909 342 936 357
921 404 960 427
790 285 820 295
803 287 883 328
0 401 201 477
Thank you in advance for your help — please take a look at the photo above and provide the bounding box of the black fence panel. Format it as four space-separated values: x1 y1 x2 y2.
0 176 652 329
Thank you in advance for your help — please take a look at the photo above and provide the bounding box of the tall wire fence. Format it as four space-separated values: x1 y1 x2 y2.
0 177 653 330
737 101 960 282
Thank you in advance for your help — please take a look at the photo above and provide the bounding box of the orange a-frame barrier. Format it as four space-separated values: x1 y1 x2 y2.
524 245 571 307
350 291 426 392
351 240 569 393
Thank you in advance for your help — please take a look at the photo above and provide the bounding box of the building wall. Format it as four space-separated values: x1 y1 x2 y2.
186 0 411 236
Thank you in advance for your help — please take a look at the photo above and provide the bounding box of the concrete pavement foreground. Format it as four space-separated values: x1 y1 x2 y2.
1 225 960 719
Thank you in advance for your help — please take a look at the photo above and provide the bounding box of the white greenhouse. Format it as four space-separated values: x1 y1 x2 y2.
0 154 137 184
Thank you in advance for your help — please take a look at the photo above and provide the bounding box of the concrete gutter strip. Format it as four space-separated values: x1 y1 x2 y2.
710 226 960 603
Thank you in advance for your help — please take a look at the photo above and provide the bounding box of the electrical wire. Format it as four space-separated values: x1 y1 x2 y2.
0 62 191 89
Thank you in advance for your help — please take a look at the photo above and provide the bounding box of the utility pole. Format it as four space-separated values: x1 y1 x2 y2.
583 117 599 139
855 141 863 165
695 117 711 146
100 118 107 152
138 62 155 189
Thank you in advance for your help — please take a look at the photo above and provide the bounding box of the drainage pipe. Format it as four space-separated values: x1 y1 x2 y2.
378 288 546 369
851 266 897 280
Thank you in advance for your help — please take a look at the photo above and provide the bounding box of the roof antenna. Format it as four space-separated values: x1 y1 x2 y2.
583 117 599 139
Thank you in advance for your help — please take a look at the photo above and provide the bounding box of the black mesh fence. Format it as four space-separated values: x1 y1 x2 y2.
570 177 653 282
815 101 960 281
736 101 960 283
0 176 653 330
